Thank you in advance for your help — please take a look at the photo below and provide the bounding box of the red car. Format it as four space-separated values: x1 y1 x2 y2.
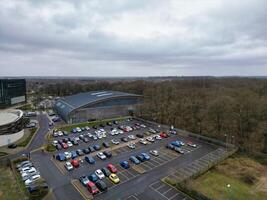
87 181 99 195
107 164 117 173
62 142 68 149
160 132 168 138
71 159 79 168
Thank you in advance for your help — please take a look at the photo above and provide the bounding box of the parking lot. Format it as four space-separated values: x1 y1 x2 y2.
30 117 230 200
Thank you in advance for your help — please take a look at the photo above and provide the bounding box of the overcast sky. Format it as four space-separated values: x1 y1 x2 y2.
0 0 267 77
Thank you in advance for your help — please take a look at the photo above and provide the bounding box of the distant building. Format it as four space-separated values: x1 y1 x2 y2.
54 91 143 123
0 79 26 108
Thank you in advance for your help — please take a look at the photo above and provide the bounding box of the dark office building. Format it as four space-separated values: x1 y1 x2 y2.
0 79 26 108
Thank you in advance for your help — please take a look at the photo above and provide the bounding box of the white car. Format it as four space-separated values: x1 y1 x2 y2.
139 139 148 145
58 131 63 136
95 169 105 179
85 126 90 131
76 127 82 133
20 167 36 175
154 135 162 140
67 141 73 147
52 140 58 146
128 135 136 140
111 139 120 145
118 130 123 134
127 143 136 149
53 132 58 137
65 162 74 171
149 150 159 156
75 137 80 141
146 137 155 143
64 152 72 159
140 124 146 128
187 142 197 148
97 152 107 160
24 174 41 185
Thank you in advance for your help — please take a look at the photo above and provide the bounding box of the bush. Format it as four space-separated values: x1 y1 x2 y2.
45 144 56 152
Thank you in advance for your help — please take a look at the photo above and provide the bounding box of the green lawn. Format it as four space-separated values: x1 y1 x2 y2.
57 116 130 132
0 166 28 200
189 171 267 200
17 128 37 147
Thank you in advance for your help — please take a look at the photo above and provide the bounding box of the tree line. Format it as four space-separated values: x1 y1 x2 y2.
34 77 267 153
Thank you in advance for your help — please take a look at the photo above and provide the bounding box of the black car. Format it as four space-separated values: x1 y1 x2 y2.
113 120 118 125
101 167 111 177
83 148 90 154
106 122 112 126
102 142 110 148
76 149 84 156
95 180 108 192
99 124 105 128
56 144 62 150
88 146 95 153
166 144 175 150
92 125 98 129
8 143 17 149
83 137 89 143
136 133 144 138
136 155 145 162
121 137 128 142
103 151 112 158
63 138 68 143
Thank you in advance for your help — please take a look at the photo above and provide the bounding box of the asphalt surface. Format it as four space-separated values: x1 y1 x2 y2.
8 115 226 200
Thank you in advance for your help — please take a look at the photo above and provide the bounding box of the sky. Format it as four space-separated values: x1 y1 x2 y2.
0 0 267 77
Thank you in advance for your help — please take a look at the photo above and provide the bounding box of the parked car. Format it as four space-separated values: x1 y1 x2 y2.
139 139 148 145
111 139 120 145
128 135 136 140
187 141 197 148
88 173 99 182
102 142 110 148
8 143 17 149
120 161 130 169
107 164 117 173
149 150 159 156
109 173 120 184
95 180 108 192
121 137 128 142
76 149 84 156
174 147 184 154
71 151 78 159
160 132 168 138
95 169 105 179
88 146 95 153
141 153 150 161
83 148 90 154
65 161 74 171
103 151 112 158
79 175 90 186
94 144 101 151
166 144 175 150
71 159 79 168
136 133 144 138
86 181 99 195
101 167 111 177
146 137 155 143
129 156 140 164
24 175 41 186
85 155 95 164
127 143 136 149
97 152 107 160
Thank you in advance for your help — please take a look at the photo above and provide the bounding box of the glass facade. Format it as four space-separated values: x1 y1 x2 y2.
0 79 26 108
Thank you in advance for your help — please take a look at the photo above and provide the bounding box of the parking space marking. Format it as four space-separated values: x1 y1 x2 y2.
162 188 172 195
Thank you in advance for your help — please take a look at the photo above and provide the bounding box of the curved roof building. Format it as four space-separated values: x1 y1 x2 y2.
54 91 143 123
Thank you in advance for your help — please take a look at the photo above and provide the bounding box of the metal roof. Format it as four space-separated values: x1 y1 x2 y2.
54 91 142 121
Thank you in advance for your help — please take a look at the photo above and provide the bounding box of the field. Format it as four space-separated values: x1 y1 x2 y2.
188 155 267 200
0 166 28 200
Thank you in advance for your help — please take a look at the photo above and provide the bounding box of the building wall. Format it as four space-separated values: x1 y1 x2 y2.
69 104 140 123
0 129 24 147
0 79 26 108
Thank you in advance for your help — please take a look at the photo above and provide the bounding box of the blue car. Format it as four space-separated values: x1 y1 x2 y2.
171 141 182 147
71 151 78 159
56 153 66 161
120 161 130 169
85 155 95 164
72 128 77 133
141 153 150 161
93 144 101 151
88 173 99 182
129 156 140 165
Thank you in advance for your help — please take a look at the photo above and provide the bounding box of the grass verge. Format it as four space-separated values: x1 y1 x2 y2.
17 128 37 147
185 155 267 200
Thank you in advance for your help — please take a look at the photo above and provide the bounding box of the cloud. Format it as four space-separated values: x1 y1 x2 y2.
0 0 266 76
